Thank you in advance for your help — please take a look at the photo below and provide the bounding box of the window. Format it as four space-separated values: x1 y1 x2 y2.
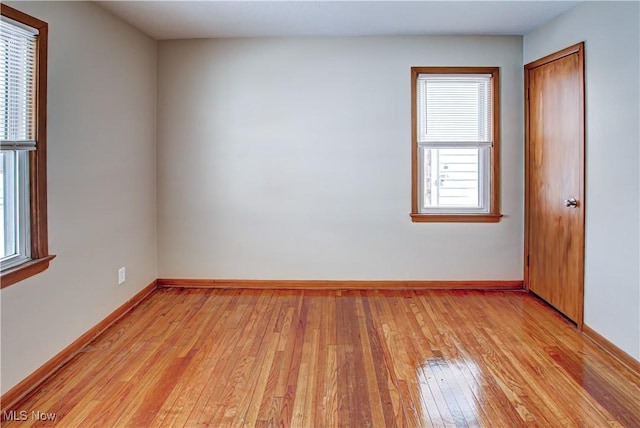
1 5 53 288
410 67 501 222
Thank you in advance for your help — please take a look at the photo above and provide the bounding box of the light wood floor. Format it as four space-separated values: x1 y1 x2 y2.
3 288 639 427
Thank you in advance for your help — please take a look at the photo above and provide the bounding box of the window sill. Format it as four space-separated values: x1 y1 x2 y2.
410 213 503 223
1 255 56 289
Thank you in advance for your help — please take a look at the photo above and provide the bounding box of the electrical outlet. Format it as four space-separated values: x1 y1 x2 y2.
118 267 126 285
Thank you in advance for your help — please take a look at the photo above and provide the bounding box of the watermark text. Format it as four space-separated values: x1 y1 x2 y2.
2 410 57 422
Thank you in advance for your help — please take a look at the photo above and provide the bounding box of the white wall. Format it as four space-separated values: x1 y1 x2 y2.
0 2 158 394
525 1 640 360
157 36 524 280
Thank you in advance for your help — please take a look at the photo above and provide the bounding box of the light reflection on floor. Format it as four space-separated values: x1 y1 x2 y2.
416 357 481 427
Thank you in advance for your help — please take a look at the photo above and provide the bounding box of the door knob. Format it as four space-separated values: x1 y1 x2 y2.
563 198 578 208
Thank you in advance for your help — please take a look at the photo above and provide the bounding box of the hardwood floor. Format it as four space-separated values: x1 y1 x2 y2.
3 288 639 427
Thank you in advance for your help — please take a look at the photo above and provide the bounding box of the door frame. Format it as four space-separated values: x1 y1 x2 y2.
524 42 586 328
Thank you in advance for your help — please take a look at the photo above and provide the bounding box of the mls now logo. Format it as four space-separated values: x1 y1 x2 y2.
2 410 57 422
2 411 28 421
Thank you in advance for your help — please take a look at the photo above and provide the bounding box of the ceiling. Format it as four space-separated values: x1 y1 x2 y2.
96 1 581 40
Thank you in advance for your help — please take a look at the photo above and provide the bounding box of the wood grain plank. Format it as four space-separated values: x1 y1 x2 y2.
3 289 639 427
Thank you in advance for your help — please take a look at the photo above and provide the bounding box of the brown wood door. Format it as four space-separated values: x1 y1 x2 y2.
525 43 585 325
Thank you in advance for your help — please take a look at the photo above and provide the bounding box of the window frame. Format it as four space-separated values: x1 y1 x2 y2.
1 5 54 288
410 66 502 223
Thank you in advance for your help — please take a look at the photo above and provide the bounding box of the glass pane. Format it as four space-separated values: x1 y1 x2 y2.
1 150 17 259
422 147 481 209
0 152 3 257
0 150 30 267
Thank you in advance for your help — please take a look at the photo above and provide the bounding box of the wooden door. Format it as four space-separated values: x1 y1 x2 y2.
525 43 585 325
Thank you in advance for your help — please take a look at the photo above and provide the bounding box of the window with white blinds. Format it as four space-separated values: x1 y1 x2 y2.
0 5 51 284
411 67 500 221
1 16 38 151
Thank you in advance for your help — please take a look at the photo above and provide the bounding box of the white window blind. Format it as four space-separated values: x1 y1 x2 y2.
417 74 492 145
0 16 38 151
